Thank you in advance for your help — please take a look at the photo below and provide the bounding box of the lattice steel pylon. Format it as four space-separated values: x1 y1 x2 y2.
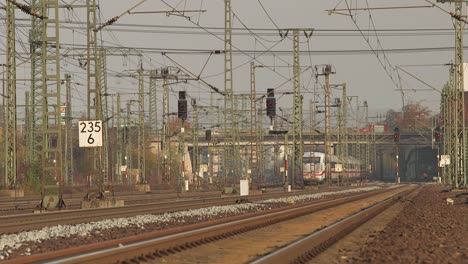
240 95 249 178
364 102 369 181
452 1 467 188
64 74 74 185
291 29 303 189
87 0 99 120
5 1 17 190
250 62 258 183
87 0 105 192
442 66 454 185
116 93 123 184
125 101 132 181
324 68 332 185
233 95 242 180
149 70 158 136
258 100 265 184
223 0 240 186
98 49 110 185
29 0 43 165
316 65 335 186
355 98 361 180
338 83 348 183
162 71 170 183
192 99 200 187
137 67 146 183
40 0 63 202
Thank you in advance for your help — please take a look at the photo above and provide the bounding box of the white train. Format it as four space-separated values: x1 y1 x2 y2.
302 152 364 184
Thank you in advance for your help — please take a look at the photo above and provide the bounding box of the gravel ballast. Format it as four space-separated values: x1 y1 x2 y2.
0 186 381 260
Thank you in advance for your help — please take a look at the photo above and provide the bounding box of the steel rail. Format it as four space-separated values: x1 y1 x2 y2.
0 188 330 234
253 185 421 264
5 187 402 264
0 191 223 215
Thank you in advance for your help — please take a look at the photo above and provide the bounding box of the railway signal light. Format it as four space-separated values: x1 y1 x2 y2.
178 91 188 120
434 126 441 143
393 127 400 143
206 129 212 141
266 88 276 118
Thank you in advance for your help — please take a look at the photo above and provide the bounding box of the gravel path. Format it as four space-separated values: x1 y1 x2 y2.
316 185 468 264
354 185 468 263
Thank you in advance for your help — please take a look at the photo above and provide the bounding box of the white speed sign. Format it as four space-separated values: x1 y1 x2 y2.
79 120 103 147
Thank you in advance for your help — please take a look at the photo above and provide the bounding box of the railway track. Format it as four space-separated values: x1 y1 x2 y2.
0 187 336 234
2 185 406 264
254 185 421 263
0 191 224 215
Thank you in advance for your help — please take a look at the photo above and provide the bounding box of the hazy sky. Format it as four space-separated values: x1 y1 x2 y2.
4 0 466 125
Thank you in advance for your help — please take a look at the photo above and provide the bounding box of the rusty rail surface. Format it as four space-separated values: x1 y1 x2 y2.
253 185 421 264
4 187 400 264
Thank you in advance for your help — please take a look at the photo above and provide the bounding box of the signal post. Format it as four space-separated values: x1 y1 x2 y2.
394 127 400 184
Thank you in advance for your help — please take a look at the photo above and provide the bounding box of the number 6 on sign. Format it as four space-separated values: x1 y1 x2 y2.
79 120 103 147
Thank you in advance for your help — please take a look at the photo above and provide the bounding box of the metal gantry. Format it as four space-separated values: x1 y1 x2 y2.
5 0 17 190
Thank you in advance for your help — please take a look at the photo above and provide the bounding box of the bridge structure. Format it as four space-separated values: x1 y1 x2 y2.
147 128 438 186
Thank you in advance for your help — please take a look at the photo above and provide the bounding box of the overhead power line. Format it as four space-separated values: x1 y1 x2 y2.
8 18 463 32
44 42 468 55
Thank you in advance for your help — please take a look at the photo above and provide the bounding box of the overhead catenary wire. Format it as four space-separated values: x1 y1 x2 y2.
94 0 147 32
337 0 406 107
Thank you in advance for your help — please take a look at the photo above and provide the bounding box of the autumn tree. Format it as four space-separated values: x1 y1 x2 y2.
385 101 432 130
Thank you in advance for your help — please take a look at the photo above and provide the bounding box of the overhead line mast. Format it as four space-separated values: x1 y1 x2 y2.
5 0 17 190
434 0 468 188
40 0 63 206
64 74 74 186
452 0 467 188
291 29 304 189
149 70 158 136
87 0 106 193
223 0 240 187
137 66 146 184
250 62 258 184
99 49 110 185
28 0 43 165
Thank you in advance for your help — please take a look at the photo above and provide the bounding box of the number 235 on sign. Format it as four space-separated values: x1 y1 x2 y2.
79 120 103 147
